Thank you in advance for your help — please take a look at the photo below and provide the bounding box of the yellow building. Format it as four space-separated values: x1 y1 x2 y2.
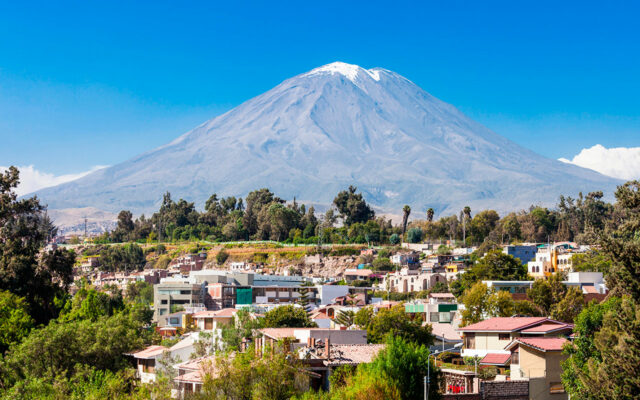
506 337 568 400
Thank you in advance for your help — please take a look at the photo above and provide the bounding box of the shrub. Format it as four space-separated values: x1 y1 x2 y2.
216 249 229 265
407 228 423 243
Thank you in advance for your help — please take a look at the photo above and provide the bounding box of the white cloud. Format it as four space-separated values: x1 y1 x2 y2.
0 165 108 196
559 144 640 180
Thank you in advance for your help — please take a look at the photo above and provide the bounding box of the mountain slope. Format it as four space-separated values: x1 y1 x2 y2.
34 62 619 216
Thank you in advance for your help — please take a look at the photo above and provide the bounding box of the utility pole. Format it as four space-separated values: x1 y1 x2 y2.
424 375 427 400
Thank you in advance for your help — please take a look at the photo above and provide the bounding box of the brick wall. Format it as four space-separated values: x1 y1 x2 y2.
481 380 529 400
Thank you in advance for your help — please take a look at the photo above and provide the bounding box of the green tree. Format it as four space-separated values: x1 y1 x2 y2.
452 250 528 297
550 287 584 323
364 336 440 400
389 233 400 245
527 279 554 314
112 210 135 242
220 309 263 350
366 305 433 346
460 282 492 326
333 186 375 226
571 251 611 274
202 344 308 400
263 305 316 328
0 166 75 324
354 306 374 330
460 282 516 326
487 289 515 318
99 243 146 272
561 296 640 400
372 257 393 271
469 210 500 244
0 305 151 389
407 227 423 243
0 291 34 353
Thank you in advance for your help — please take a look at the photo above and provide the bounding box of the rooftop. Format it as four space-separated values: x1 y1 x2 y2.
429 293 456 299
521 322 573 334
459 317 550 332
129 345 167 359
192 308 237 318
506 337 568 352
480 353 511 366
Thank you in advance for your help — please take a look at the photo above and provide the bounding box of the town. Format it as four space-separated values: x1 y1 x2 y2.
2 173 631 400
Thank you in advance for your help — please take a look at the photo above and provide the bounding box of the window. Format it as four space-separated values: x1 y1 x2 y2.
142 359 155 373
439 312 451 323
464 333 475 349
499 333 511 341
161 300 168 304
430 313 439 323
205 318 213 330
549 382 565 394
511 351 519 365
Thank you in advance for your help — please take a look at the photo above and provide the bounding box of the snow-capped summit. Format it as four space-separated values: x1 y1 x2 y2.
305 62 382 82
33 62 619 215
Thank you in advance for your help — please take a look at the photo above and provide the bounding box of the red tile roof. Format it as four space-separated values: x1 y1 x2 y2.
429 293 456 298
192 308 236 318
260 328 298 339
506 337 568 352
521 323 572 334
129 345 167 359
459 317 549 332
480 353 511 365
174 370 204 383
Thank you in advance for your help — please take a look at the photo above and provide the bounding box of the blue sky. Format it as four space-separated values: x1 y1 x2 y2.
1 1 638 180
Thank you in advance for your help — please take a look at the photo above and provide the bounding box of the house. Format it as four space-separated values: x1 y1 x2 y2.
390 252 420 267
153 278 207 325
565 272 608 295
301 341 385 390
129 345 168 383
384 270 446 293
310 310 333 328
164 311 191 330
458 317 573 359
343 269 374 283
173 252 208 273
173 355 217 397
192 308 236 331
256 328 367 354
506 337 569 400
483 280 534 294
503 245 537 265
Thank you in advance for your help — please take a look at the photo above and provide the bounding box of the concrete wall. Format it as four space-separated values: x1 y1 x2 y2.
529 377 568 400
462 332 515 357
318 285 350 305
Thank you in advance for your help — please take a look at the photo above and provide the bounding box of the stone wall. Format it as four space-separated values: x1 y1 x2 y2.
480 380 529 400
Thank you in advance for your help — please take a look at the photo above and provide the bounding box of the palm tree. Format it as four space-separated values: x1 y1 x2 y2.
462 206 471 245
427 208 434 222
401 205 411 241
335 310 356 328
